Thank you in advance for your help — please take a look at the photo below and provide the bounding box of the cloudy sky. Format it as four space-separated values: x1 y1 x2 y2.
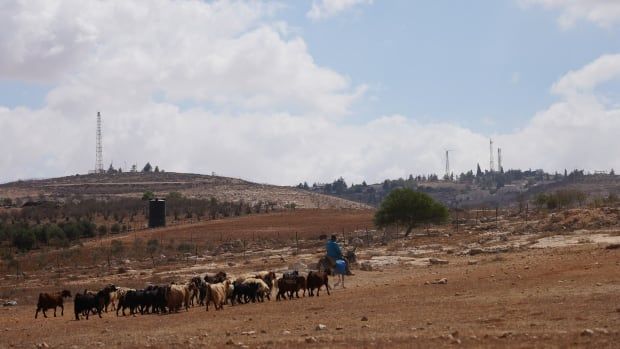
1 0 620 185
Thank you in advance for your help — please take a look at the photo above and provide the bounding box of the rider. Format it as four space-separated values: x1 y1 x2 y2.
325 235 353 276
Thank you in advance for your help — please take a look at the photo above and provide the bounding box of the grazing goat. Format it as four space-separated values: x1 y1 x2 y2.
204 271 227 284
35 290 71 319
255 271 277 291
276 273 306 301
166 283 195 312
232 281 259 304
109 286 134 312
205 279 230 311
74 291 105 320
114 288 137 316
242 278 271 302
306 271 330 297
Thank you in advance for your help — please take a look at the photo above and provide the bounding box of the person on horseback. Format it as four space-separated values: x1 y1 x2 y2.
325 235 353 276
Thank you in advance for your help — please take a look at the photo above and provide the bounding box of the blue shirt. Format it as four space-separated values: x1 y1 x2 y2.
326 240 343 259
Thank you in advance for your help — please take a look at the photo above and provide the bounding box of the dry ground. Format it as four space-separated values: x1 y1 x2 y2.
1 209 619 348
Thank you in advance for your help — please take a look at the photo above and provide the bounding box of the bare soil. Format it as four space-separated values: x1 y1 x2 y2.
1 209 619 348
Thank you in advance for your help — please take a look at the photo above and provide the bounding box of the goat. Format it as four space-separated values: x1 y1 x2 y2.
74 291 105 320
35 290 71 319
205 279 230 311
306 271 330 297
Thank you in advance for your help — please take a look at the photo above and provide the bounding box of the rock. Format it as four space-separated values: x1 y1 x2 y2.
605 243 620 250
429 258 449 265
227 262 236 267
3 300 17 306
594 328 609 334
469 248 483 255
361 316 368 321
467 260 478 265
360 262 373 271
305 336 318 343
282 330 291 335
290 261 307 271
36 343 49 349
596 283 602 287
350 237 365 247
315 324 327 331
241 331 256 336
117 267 127 274
581 329 594 337
431 278 448 285
336 327 344 330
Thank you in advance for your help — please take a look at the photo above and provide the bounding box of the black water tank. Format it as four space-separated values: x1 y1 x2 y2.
148 199 166 228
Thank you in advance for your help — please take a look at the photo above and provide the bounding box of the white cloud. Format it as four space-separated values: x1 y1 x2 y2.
0 0 362 116
519 0 620 29
551 54 620 96
307 0 373 21
0 1 619 186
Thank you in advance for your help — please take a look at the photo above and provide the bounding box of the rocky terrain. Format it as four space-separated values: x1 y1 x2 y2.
0 207 619 348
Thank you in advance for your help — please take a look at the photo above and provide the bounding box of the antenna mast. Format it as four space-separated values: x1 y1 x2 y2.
498 148 502 172
489 139 494 172
95 112 103 174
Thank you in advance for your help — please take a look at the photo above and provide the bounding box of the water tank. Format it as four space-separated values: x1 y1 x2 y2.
148 199 166 228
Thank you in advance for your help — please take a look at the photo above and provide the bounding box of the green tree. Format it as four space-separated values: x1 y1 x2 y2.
142 162 153 172
374 188 449 236
142 191 155 200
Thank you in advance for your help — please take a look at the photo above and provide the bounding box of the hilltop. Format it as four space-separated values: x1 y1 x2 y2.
0 172 369 209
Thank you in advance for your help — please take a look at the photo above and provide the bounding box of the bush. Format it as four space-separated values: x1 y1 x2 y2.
110 223 121 234
12 228 36 251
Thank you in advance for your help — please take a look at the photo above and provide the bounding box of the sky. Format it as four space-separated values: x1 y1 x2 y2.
1 0 620 185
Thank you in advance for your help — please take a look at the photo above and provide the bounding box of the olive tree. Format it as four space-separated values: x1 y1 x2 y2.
374 188 449 236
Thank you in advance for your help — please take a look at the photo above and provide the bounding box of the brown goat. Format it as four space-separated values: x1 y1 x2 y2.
306 271 330 297
35 290 72 319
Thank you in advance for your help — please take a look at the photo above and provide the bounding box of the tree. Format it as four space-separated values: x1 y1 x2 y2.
146 239 159 265
374 188 449 237
142 191 155 200
154 166 160 173
142 162 153 172
476 163 483 178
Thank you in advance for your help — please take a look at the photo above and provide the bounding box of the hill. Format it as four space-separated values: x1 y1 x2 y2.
0 172 369 209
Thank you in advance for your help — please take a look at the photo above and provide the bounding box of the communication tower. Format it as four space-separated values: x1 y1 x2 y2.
489 139 494 172
95 112 103 174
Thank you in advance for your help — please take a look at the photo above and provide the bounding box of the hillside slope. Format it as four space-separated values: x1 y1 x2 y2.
0 172 370 209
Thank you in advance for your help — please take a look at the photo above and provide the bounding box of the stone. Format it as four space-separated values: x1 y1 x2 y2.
594 328 609 334
282 330 291 335
36 343 49 349
2 300 17 306
241 331 256 336
581 329 594 337
289 262 307 271
469 248 484 256
305 336 318 343
431 278 448 285
429 258 449 265
605 243 620 250
361 316 368 321
226 339 235 345
360 262 373 271
467 260 478 265
315 324 327 331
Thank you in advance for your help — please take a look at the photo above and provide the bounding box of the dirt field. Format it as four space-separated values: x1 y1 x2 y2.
1 209 619 348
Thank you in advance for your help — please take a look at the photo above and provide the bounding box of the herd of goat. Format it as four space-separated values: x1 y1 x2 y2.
34 270 332 321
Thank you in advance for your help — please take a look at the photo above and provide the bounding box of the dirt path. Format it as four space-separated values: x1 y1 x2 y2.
2 243 619 348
